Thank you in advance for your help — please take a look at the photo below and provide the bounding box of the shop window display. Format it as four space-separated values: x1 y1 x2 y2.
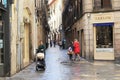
96 26 113 48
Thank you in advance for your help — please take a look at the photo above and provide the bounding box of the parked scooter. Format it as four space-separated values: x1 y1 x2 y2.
35 49 45 71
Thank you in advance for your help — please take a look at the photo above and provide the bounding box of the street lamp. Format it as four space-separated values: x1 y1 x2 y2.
74 16 77 20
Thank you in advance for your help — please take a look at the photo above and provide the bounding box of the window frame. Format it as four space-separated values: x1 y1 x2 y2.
94 0 112 10
101 0 112 9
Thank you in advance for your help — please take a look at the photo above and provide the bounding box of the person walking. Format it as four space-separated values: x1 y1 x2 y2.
62 39 66 49
73 39 80 61
53 40 56 47
50 40 52 47
37 40 45 53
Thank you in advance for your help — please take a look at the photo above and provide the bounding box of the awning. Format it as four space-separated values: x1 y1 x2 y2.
93 22 114 26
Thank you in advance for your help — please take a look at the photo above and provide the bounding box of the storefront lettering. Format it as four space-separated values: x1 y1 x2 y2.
95 16 111 20
92 13 114 23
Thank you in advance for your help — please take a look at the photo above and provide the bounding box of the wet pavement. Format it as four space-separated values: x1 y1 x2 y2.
1 45 120 80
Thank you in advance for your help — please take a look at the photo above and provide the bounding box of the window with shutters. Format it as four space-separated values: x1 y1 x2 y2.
94 0 112 10
101 0 111 9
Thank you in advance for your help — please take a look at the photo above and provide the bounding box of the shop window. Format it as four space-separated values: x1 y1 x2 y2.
96 26 113 48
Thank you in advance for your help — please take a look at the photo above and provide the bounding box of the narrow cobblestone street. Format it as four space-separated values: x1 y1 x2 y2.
1 46 120 80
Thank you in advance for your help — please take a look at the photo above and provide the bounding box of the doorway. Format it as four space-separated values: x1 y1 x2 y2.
81 30 85 58
24 23 30 65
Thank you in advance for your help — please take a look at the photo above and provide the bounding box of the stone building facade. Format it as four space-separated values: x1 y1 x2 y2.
35 0 50 47
63 0 120 60
0 0 38 77
9 0 37 76
0 0 12 76
48 0 63 41
0 0 49 77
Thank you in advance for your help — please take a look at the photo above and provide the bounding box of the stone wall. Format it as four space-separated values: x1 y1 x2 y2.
10 0 37 76
10 0 19 75
114 12 120 58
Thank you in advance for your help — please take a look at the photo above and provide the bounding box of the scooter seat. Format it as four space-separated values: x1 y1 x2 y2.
36 53 44 59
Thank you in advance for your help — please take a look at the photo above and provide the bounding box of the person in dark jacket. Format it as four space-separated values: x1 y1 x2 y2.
62 39 66 49
50 40 52 47
53 40 56 47
37 41 45 53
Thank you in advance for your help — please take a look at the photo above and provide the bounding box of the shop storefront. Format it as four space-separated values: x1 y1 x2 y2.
93 23 114 60
92 13 115 60
0 0 11 76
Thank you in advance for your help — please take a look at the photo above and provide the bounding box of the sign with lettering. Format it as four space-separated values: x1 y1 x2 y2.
92 13 114 23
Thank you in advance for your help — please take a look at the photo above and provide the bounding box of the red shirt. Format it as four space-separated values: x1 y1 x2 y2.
73 41 80 54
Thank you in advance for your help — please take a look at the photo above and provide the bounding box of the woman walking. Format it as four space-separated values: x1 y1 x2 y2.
73 39 80 61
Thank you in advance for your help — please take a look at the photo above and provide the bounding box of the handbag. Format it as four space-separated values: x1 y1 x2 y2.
67 51 73 54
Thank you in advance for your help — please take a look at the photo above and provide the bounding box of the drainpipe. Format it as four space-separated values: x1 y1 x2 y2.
87 13 90 60
87 13 93 61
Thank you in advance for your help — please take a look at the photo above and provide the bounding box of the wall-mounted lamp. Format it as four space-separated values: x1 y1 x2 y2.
74 16 77 20
87 13 91 18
